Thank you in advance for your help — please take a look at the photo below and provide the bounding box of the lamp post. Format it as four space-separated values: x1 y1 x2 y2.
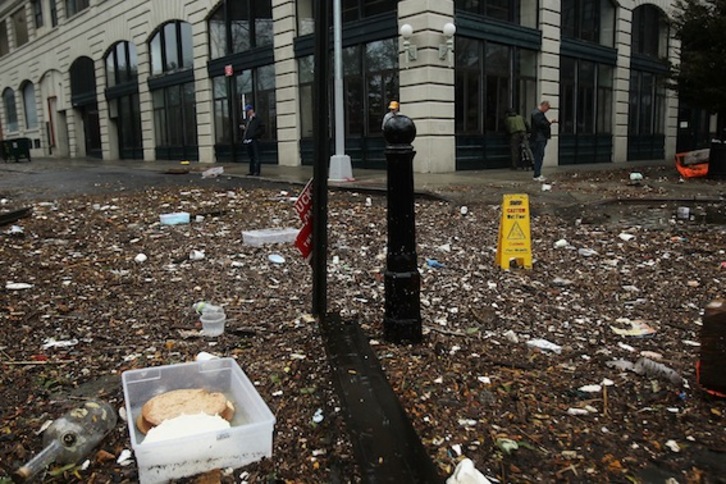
382 114 421 343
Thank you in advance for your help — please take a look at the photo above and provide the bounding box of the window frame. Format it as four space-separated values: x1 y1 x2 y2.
0 20 9 57
455 37 538 136
22 82 39 130
3 88 19 132
65 0 90 18
12 7 29 47
149 21 194 76
561 0 615 47
32 0 43 29
455 0 538 28
208 0 273 60
632 4 669 59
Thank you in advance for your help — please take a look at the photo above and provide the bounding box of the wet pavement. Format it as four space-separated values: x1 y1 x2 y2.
1 156 724 215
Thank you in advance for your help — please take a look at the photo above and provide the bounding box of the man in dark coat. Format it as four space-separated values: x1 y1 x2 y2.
529 100 557 182
242 104 265 176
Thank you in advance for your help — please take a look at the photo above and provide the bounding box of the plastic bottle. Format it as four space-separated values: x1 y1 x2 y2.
14 399 117 481
633 358 684 385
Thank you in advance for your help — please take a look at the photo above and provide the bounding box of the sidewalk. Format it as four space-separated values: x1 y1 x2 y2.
4 155 675 200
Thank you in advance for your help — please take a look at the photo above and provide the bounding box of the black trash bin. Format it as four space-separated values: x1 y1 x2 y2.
708 140 726 179
1 138 32 163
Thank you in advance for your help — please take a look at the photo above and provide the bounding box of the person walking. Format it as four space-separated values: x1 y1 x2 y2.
529 100 558 182
382 100 400 130
504 109 533 170
242 104 265 176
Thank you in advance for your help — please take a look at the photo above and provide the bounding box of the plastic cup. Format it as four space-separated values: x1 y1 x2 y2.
200 312 226 337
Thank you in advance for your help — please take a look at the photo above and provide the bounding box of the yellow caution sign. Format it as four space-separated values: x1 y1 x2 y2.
496 194 532 269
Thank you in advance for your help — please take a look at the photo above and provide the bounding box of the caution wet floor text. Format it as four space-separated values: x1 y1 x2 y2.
496 194 532 269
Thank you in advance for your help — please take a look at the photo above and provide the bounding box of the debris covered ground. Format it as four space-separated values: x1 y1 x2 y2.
1 165 725 483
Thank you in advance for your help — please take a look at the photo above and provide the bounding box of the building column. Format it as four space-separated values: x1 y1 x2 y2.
539 1 561 169
398 0 456 173
613 6 633 164
664 35 680 162
273 0 301 167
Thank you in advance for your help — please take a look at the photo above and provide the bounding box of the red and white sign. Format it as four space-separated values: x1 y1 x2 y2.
224 64 233 77
294 179 313 262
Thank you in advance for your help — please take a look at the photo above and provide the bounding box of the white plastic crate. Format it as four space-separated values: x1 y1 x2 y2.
121 358 275 484
242 227 299 246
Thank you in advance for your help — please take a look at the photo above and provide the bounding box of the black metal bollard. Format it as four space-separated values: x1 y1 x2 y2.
382 114 422 343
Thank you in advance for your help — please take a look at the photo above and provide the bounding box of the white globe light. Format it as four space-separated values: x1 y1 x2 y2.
443 22 456 38
399 23 413 39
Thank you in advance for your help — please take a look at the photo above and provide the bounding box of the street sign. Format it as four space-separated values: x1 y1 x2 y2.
224 64 233 77
294 179 314 262
495 194 532 269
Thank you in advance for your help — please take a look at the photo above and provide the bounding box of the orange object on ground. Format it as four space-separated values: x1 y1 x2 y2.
675 151 709 178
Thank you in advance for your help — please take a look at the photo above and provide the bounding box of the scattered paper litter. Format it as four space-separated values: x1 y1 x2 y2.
42 338 79 350
526 338 562 354
116 449 133 465
446 458 493 484
578 384 602 393
268 254 286 264
201 166 224 178
610 318 656 337
5 282 33 290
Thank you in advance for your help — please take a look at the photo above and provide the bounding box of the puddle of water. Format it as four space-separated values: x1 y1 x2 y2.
590 202 726 229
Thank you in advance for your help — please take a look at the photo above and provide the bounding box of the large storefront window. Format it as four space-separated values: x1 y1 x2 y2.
298 38 397 140
152 82 197 159
561 0 615 47
365 40 398 136
212 65 276 145
105 41 142 159
149 21 197 160
455 38 536 135
455 0 538 28
209 0 273 59
455 37 538 169
628 5 668 160
559 57 613 164
298 38 397 168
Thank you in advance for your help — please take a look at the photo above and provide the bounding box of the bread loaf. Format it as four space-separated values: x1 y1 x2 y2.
136 388 235 434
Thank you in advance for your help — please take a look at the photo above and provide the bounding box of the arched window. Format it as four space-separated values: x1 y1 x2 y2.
632 4 669 58
3 88 18 132
105 41 138 87
22 82 38 129
562 0 616 47
149 21 193 76
209 0 273 59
